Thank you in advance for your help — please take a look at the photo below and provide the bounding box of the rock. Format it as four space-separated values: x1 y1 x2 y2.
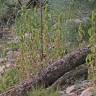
6 63 11 68
66 85 76 94
68 92 77 96
80 87 94 96
6 63 16 68
59 91 77 96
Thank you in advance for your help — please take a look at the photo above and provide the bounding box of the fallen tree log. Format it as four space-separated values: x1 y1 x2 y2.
0 47 90 96
49 65 88 90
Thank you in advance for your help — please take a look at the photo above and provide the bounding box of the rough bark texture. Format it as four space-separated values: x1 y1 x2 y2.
0 47 90 96
49 65 88 90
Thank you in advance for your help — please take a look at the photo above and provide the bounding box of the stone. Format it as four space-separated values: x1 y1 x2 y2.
68 92 77 96
80 87 94 96
66 85 76 94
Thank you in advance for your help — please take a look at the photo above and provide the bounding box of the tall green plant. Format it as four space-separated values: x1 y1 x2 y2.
86 10 96 80
78 23 86 48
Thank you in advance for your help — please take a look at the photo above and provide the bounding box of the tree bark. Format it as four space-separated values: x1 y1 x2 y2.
0 47 90 96
49 65 88 90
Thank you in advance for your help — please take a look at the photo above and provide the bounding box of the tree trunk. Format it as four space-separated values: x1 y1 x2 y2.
0 47 90 96
49 65 88 90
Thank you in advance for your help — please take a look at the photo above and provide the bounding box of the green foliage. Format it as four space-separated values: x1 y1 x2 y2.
86 10 96 80
0 0 96 94
0 68 19 93
28 88 58 96
0 0 7 16
15 7 41 80
15 3 75 80
78 23 86 47
12 0 95 80
14 3 77 80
